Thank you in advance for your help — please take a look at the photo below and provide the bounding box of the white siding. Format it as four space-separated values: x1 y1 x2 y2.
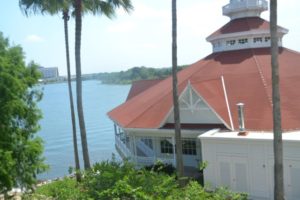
201 137 300 200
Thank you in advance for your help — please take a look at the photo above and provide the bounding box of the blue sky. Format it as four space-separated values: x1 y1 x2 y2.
1 0 300 75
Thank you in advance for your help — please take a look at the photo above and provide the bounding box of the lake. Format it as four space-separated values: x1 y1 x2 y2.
38 80 130 180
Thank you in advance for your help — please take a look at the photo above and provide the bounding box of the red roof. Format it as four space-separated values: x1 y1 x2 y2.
208 17 283 39
126 79 163 101
108 47 300 132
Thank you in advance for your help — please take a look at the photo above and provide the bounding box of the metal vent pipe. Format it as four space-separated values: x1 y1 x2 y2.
237 103 245 132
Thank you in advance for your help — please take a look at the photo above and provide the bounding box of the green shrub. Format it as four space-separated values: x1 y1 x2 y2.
23 178 88 200
98 179 148 200
144 161 175 175
23 160 248 200
169 181 210 200
81 160 135 198
212 187 248 200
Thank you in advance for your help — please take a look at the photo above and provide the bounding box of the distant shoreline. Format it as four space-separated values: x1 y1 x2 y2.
40 65 188 85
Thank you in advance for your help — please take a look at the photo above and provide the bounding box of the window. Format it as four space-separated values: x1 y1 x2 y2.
226 40 236 46
160 139 173 154
238 38 248 44
253 37 263 43
182 139 197 155
265 37 271 42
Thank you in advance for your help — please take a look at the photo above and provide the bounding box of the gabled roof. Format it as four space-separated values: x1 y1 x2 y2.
126 79 163 101
108 47 300 132
207 17 287 40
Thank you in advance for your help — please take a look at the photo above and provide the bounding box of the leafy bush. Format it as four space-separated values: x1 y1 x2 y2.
23 178 88 200
23 160 248 200
82 160 177 199
144 161 175 175
170 181 211 200
81 160 135 198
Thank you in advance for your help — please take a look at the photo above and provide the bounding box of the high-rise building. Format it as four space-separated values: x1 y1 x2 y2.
38 67 59 79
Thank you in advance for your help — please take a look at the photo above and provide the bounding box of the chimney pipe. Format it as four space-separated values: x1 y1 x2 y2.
237 103 247 136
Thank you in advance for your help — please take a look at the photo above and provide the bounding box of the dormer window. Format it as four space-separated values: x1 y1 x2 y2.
238 38 248 44
253 37 263 43
265 37 271 42
226 40 236 46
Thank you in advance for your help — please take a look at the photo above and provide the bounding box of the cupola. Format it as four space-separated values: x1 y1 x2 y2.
223 0 268 20
206 0 289 53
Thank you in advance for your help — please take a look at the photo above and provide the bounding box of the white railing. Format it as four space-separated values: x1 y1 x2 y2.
116 135 176 167
223 0 268 15
115 135 132 158
136 140 154 157
136 156 174 167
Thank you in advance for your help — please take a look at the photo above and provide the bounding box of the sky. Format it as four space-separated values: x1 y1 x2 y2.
1 0 300 76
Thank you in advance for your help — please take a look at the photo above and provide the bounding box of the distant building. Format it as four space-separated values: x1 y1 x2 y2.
38 67 59 79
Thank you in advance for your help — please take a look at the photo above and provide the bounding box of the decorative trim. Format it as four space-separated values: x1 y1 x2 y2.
221 76 234 130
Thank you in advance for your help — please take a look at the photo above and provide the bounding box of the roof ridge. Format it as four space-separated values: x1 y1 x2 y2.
251 48 273 107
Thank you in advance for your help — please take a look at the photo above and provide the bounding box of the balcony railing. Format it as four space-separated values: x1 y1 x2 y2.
115 135 132 158
115 135 175 166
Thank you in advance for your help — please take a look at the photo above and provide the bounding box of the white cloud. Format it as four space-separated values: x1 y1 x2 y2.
25 34 44 43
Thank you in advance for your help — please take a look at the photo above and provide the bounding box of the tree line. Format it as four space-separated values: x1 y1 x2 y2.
88 65 188 84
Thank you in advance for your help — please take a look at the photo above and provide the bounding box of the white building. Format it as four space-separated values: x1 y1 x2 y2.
108 0 300 199
38 67 59 79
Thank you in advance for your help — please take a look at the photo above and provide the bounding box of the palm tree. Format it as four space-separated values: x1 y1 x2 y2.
74 0 133 169
270 0 284 199
74 0 90 169
19 0 81 180
171 0 184 179
63 8 81 181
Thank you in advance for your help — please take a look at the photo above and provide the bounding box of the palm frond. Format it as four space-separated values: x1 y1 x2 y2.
19 0 73 16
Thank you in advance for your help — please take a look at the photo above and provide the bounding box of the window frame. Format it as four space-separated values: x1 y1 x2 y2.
160 139 173 154
182 139 197 155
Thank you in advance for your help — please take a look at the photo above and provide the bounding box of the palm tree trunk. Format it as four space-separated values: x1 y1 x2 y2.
63 10 81 181
75 0 91 170
172 0 184 179
270 0 284 199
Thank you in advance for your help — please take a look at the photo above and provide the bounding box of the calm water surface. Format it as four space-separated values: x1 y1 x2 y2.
38 80 130 180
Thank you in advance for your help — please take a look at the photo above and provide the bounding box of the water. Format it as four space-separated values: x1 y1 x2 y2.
37 80 130 180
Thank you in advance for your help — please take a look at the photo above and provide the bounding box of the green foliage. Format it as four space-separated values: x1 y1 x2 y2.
23 178 89 200
199 161 208 171
170 181 211 200
144 160 175 175
0 32 47 194
24 160 248 200
212 187 248 200
94 65 188 84
81 160 135 198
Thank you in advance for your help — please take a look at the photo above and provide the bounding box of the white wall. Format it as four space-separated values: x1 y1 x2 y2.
201 137 300 200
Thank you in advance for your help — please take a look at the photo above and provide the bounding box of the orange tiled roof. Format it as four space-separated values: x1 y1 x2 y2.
126 79 163 101
108 47 300 132
207 17 282 39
